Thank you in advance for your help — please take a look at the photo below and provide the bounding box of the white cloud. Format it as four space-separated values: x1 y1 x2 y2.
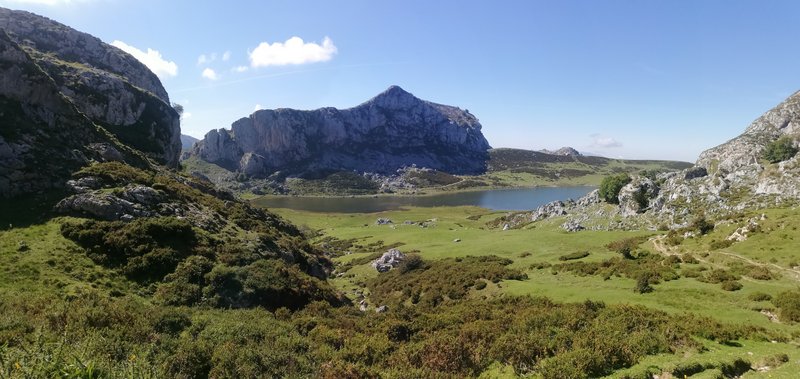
111 40 177 79
182 112 192 119
590 134 622 148
254 104 262 111
197 54 208 65
201 68 219 80
249 36 337 67
222 51 231 61
233 66 249 73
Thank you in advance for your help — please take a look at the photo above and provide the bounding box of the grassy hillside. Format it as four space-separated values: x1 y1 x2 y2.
264 204 800 378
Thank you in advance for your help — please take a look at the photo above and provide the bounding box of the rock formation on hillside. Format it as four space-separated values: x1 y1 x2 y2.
190 85 491 177
517 91 800 230
0 30 146 197
0 7 180 167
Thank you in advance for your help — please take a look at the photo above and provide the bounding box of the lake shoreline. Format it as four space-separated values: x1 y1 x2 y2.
251 186 596 213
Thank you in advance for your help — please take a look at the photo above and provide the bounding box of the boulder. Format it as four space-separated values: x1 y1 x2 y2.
561 220 584 232
375 218 393 225
531 200 572 221
371 248 405 272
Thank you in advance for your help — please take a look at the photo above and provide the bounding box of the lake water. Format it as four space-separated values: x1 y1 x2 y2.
251 186 595 213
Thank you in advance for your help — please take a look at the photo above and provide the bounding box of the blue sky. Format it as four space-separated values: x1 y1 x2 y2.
3 0 799 161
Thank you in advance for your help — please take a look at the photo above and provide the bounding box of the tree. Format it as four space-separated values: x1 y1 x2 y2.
634 273 654 293
172 103 185 119
598 174 632 204
762 136 798 163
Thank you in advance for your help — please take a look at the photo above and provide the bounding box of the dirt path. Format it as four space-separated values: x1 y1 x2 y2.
649 236 800 282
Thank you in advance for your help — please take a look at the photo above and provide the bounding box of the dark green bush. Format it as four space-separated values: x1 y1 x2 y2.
762 136 798 163
559 251 590 261
599 174 632 204
720 281 743 291
398 254 425 274
709 239 733 250
691 215 714 235
748 292 772 302
773 289 800 322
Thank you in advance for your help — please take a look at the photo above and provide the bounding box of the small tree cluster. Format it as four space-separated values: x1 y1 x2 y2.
762 136 798 163
598 174 632 204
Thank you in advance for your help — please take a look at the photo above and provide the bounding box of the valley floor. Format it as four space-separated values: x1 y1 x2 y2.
270 204 800 378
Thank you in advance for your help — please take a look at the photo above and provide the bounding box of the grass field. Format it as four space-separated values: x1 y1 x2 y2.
269 204 800 377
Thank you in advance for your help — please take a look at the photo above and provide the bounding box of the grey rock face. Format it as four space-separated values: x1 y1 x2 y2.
0 7 180 167
618 177 658 217
192 86 491 177
531 200 573 221
0 30 147 198
371 248 406 273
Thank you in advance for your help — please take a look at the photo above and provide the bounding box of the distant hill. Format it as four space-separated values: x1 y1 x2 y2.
539 146 582 157
180 134 199 150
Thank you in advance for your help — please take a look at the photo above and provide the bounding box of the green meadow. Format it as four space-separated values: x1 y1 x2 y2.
270 204 800 377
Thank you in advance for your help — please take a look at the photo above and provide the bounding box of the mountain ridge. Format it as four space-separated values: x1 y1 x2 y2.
189 85 491 178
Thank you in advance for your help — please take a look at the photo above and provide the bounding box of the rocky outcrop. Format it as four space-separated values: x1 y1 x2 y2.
371 248 406 272
191 85 491 177
618 177 658 217
0 30 147 198
0 7 180 167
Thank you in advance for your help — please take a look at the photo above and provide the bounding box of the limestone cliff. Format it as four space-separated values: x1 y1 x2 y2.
0 30 147 197
191 86 491 177
0 7 180 167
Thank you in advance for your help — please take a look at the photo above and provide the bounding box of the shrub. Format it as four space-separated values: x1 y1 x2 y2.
398 254 425 274
599 174 632 204
709 239 733 250
559 251 590 261
748 292 772 302
634 273 654 294
691 216 714 235
681 254 699 264
606 237 646 259
720 281 742 291
747 266 775 281
699 269 740 284
762 136 798 163
772 289 800 322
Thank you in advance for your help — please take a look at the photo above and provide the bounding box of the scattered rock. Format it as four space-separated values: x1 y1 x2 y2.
531 200 572 221
17 241 28 252
375 305 389 313
561 220 584 232
66 176 102 193
372 248 406 272
502 223 510 231
375 218 393 225
88 143 125 163
453 238 461 243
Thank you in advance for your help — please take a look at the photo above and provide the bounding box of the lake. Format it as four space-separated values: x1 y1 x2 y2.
251 186 595 213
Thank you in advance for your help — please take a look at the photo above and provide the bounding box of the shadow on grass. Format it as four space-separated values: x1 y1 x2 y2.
0 190 66 230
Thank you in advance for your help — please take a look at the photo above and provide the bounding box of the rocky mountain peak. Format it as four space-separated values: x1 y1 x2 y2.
190 87 491 178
